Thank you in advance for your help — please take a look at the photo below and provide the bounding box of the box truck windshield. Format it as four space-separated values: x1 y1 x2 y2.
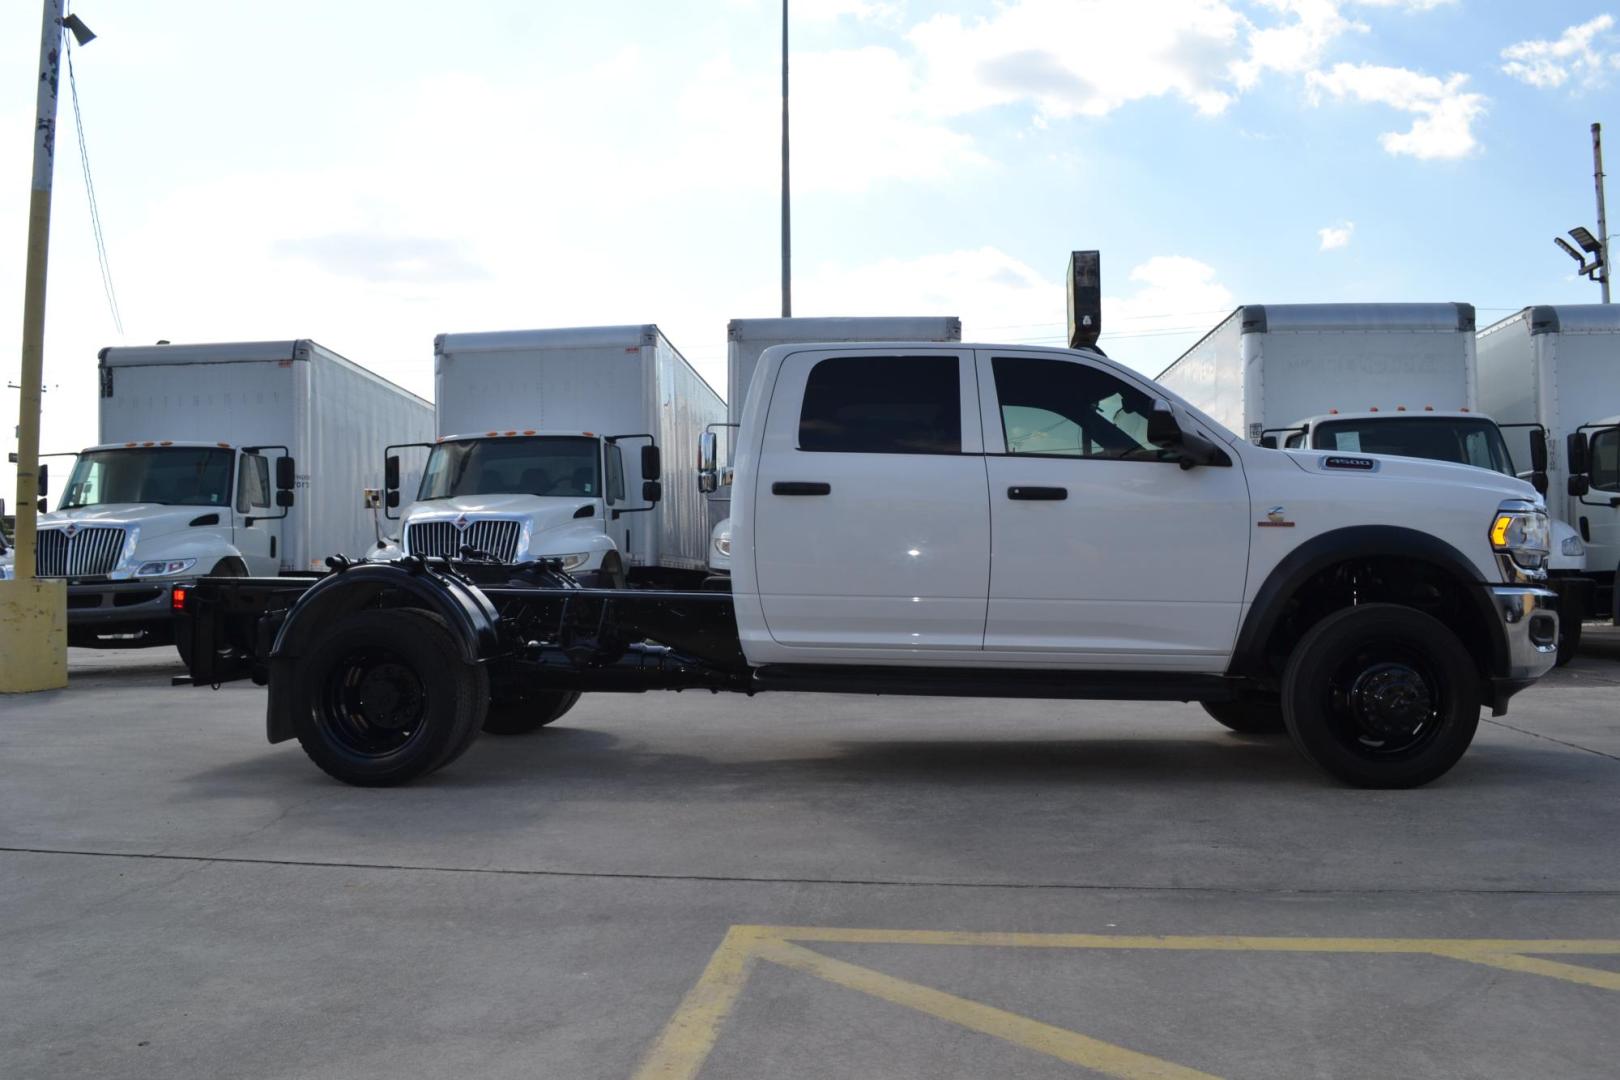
60 447 234 509
1303 417 1514 475
419 437 601 500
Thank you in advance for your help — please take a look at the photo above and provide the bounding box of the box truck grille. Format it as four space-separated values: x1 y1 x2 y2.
35 527 126 578
407 520 523 563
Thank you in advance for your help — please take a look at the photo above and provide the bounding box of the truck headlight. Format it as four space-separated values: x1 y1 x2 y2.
135 558 198 577
1561 534 1585 557
1489 507 1550 570
556 552 591 572
713 533 731 557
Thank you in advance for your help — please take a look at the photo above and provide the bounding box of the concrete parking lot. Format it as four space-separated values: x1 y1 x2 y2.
3 633 1618 1079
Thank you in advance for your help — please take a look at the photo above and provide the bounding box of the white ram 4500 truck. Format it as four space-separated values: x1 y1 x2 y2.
387 325 724 586
186 339 1561 790
0 340 432 650
707 316 962 575
1160 302 1590 662
1478 305 1620 626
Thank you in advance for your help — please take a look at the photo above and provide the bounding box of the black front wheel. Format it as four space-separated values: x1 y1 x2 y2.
482 690 582 735
290 609 488 786
1282 604 1480 789
1201 698 1285 735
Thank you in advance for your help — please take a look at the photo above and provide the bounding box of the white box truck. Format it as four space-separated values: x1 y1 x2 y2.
705 315 962 575
1160 303 1591 661
1478 305 1620 626
0 339 433 649
385 325 723 586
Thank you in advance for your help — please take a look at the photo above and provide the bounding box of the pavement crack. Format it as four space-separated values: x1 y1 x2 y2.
1481 718 1620 763
2 845 1618 896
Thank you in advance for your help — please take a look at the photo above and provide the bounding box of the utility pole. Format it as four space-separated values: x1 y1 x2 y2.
1 0 77 693
1594 122 1610 303
780 0 792 318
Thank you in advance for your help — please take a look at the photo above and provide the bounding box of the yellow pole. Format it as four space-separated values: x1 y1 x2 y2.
0 0 68 693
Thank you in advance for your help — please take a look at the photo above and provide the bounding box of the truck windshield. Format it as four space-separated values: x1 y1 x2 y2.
59 447 235 509
418 436 601 500
1310 418 1515 476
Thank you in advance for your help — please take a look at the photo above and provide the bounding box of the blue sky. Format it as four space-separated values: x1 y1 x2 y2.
1 1 1616 488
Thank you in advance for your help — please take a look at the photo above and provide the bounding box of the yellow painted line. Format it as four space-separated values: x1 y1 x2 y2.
631 926 766 1080
1442 950 1620 993
754 938 1220 1080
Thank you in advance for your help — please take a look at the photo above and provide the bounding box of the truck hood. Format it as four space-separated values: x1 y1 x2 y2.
1279 449 1541 502
39 504 224 542
406 494 600 533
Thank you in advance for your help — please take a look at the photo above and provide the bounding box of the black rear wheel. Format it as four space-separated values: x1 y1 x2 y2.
1201 698 1285 735
290 609 488 786
1282 604 1480 788
482 690 581 735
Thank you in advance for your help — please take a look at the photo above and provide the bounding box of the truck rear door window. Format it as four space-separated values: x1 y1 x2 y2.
798 356 961 454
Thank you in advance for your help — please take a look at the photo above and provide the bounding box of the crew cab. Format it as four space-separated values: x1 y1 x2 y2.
178 342 1560 790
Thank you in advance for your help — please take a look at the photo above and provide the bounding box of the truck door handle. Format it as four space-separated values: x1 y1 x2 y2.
1007 486 1067 501
772 481 831 496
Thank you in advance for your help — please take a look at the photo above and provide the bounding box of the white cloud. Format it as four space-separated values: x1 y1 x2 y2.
1318 221 1355 250
1501 14 1618 90
1308 62 1486 159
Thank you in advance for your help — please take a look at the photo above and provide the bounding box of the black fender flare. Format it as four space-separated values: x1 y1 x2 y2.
265 563 501 743
1228 525 1505 678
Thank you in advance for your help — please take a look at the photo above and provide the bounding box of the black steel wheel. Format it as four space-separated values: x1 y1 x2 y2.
290 609 488 786
1555 613 1582 667
482 690 582 735
1201 698 1285 735
1282 603 1480 788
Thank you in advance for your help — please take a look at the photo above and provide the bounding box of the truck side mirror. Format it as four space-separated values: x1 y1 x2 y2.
1568 432 1591 496
1529 428 1548 473
385 455 400 491
1529 471 1549 496
386 490 400 509
697 431 718 493
1259 435 1278 450
274 455 296 508
642 480 662 503
641 444 661 481
1146 401 1183 446
37 463 48 498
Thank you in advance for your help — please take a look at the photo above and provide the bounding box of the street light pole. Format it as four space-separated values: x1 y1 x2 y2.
0 0 71 693
780 0 791 318
1594 122 1610 304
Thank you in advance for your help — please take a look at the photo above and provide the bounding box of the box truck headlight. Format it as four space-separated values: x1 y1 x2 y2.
556 552 591 572
1561 534 1585 557
1489 507 1549 571
713 532 731 558
135 558 198 577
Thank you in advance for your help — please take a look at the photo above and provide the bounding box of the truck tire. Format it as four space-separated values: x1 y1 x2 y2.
290 608 489 786
1555 615 1582 667
1200 699 1285 735
600 554 627 590
482 690 581 735
1281 604 1480 789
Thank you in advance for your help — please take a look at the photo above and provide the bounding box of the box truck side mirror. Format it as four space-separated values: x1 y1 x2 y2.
1529 428 1548 473
641 444 661 481
37 463 48 499
697 431 718 494
1567 432 1591 496
642 480 662 504
274 455 296 508
385 455 400 491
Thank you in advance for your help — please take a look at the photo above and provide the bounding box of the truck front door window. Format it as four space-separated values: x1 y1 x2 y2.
798 356 961 454
418 437 601 499
60 447 234 508
606 444 625 504
236 455 271 513
1591 428 1620 492
992 356 1165 461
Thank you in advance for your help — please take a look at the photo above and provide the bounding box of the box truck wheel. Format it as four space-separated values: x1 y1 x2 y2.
600 553 627 590
1200 699 1285 735
290 609 488 786
1555 616 1582 667
482 691 581 735
1281 604 1479 789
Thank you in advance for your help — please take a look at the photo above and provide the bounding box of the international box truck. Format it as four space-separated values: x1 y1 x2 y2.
0 340 433 649
383 325 723 587
705 315 962 575
1158 303 1591 661
1478 305 1620 626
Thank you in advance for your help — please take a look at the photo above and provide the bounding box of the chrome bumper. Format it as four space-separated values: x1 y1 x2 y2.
1489 585 1559 682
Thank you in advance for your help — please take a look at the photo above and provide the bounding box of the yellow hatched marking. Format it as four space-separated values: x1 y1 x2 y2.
632 928 1620 1080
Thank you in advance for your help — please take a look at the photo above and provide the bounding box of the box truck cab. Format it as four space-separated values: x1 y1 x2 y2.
387 326 723 587
1479 306 1620 627
385 429 661 587
0 340 432 649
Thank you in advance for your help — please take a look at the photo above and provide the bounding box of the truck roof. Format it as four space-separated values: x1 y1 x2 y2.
727 316 962 342
435 324 666 354
437 430 600 442
82 439 236 452
96 339 431 409
1289 409 1486 426
1479 304 1620 337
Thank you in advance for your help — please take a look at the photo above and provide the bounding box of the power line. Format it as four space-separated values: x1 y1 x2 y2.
66 39 122 335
